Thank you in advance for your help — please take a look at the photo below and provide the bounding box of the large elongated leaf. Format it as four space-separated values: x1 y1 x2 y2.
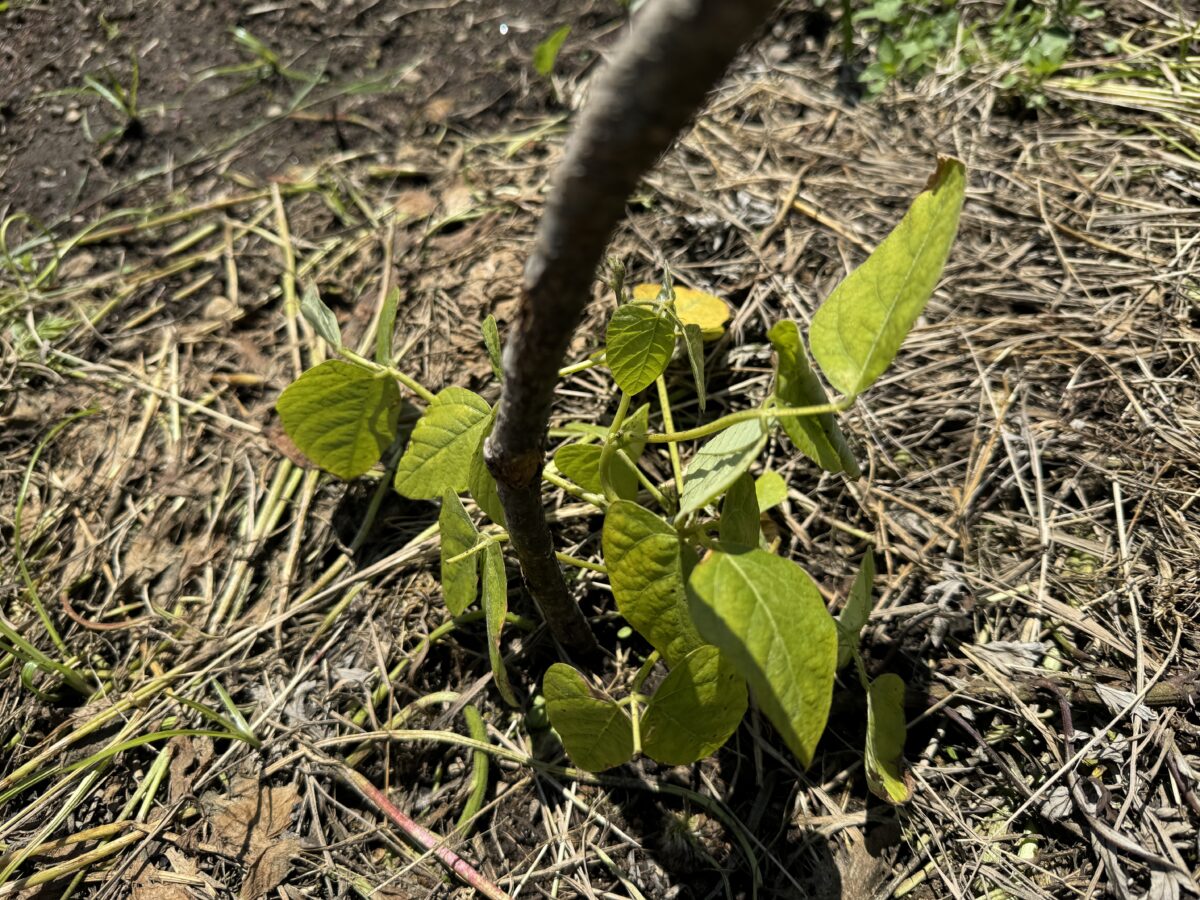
438 492 479 616
543 663 634 772
681 322 708 411
483 543 517 707
641 646 747 765
602 500 703 667
718 472 761 549
837 553 875 670
394 388 491 499
687 549 837 767
768 320 858 476
276 360 399 480
810 158 965 398
866 673 912 804
606 304 675 395
678 419 768 516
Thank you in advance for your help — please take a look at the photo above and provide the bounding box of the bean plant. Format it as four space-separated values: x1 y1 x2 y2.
276 157 965 800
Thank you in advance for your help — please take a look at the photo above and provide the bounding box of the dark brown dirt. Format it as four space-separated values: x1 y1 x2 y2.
1 0 618 224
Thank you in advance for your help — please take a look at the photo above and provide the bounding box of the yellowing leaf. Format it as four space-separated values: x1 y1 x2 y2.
633 283 730 340
866 673 912 804
810 158 965 397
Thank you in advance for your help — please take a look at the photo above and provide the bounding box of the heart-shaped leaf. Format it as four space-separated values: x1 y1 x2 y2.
543 663 634 772
606 304 675 395
394 388 491 499
687 549 837 767
641 646 747 765
276 360 399 480
602 500 703 667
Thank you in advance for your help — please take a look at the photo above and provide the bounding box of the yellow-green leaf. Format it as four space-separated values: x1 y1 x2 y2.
687 549 837 767
754 471 788 511
641 646 747 765
866 673 912 804
439 492 478 616
394 388 491 499
481 315 503 381
554 443 637 499
837 553 875 670
810 157 965 397
602 500 703 668
532 24 571 77
543 663 634 772
606 304 675 395
718 472 760 549
468 412 505 526
678 419 767 516
483 543 517 707
299 282 341 348
276 360 399 480
768 320 858 475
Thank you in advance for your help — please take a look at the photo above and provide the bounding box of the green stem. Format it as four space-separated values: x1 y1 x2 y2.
645 399 852 444
558 349 606 377
543 471 607 508
655 377 685 496
599 392 632 501
616 448 669 510
338 347 436 404
554 552 607 574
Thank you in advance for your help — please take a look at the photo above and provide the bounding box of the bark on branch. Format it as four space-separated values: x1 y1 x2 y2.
485 0 780 656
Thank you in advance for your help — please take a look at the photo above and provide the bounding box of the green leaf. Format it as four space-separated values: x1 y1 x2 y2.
554 443 635 500
276 360 399 480
376 286 400 365
718 472 760 549
394 388 491 499
606 304 675 395
810 158 965 397
602 500 703 667
754 471 788 511
678 419 768 516
687 549 837 767
866 673 912 804
543 663 633 772
680 322 707 412
483 542 518 707
837 553 875 670
439 492 479 616
468 412 505 526
481 315 503 381
641 646 747 765
300 282 341 348
532 24 572 77
768 320 859 476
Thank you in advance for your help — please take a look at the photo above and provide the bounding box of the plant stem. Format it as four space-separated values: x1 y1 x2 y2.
599 392 631 501
655 376 685 497
616 448 669 511
542 470 606 508
484 0 780 658
645 399 853 444
555 552 607 574
337 346 435 404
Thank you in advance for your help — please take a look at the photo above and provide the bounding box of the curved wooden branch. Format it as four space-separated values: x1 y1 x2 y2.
485 0 780 655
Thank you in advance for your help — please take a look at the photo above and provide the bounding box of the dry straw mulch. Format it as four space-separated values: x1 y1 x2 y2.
1 5 1198 898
